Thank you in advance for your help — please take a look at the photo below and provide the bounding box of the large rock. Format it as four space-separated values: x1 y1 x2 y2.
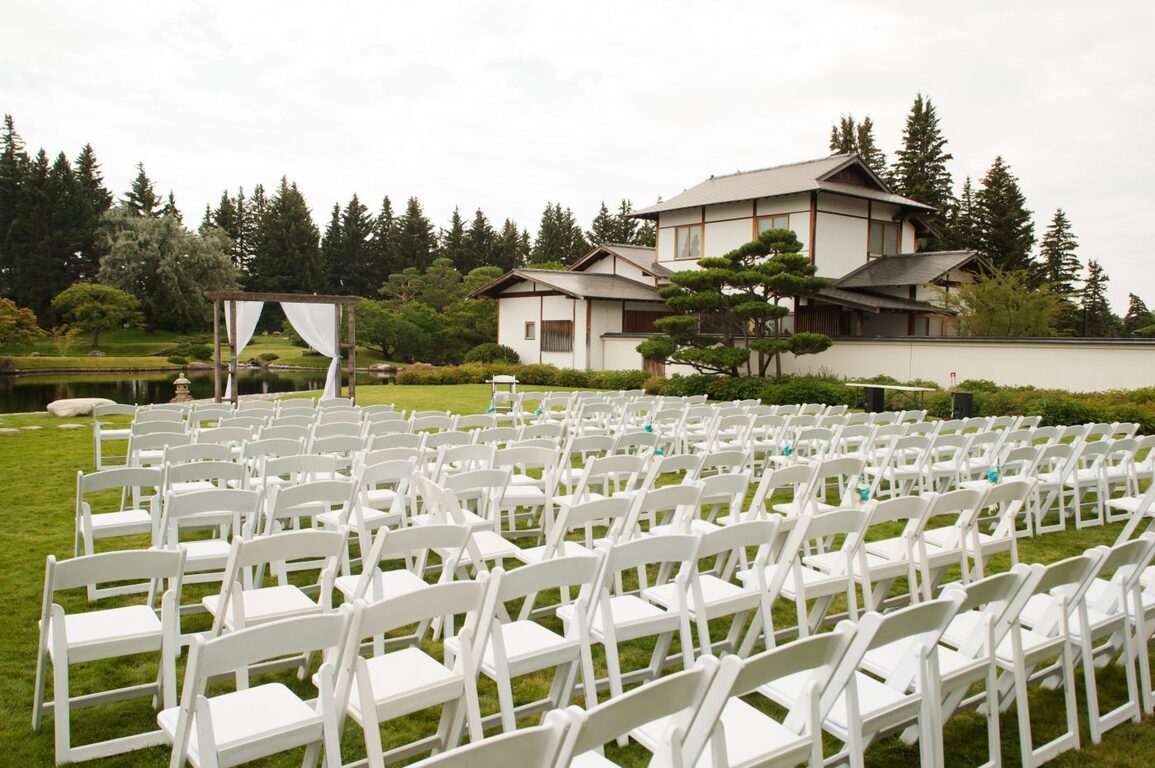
47 397 116 417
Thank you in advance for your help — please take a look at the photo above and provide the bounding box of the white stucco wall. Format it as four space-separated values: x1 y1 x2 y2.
497 295 542 364
704 218 754 258
814 211 866 279
602 335 1155 393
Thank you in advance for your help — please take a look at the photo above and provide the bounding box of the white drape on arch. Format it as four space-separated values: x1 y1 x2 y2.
224 301 265 399
281 302 339 400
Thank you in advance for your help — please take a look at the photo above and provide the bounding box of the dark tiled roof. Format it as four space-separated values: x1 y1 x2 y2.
470 269 663 301
814 287 956 315
834 251 979 289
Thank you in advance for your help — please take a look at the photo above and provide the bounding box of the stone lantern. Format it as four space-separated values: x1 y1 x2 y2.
171 371 193 403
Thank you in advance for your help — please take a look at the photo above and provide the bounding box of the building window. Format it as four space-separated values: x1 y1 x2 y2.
541 320 574 352
524 321 536 340
756 214 791 236
869 220 899 256
623 310 672 334
675 224 702 260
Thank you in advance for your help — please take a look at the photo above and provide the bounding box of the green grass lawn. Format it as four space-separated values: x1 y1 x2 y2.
2 393 1155 766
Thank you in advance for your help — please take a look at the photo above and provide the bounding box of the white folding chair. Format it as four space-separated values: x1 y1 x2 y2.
92 402 138 469
335 579 498 767
405 710 570 768
159 610 351 768
33 550 184 765
73 467 161 568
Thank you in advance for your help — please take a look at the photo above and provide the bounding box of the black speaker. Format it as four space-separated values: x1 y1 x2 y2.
863 386 885 413
952 391 974 419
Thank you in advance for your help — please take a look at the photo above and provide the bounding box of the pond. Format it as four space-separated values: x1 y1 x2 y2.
0 369 390 413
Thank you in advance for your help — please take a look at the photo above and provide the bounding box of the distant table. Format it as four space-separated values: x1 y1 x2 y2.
846 382 936 411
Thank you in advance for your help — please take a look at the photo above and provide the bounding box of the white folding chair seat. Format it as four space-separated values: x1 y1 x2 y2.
93 402 138 469
158 610 350 768
33 549 184 765
414 475 522 568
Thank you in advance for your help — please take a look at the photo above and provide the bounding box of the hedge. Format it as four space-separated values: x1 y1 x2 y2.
394 362 647 390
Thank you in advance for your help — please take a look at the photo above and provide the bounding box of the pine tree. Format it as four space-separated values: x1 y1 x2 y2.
45 152 86 289
532 203 588 265
340 194 375 296
319 203 343 292
462 209 498 273
1123 293 1153 335
161 191 182 223
587 201 615 246
393 197 437 271
72 143 112 281
1080 260 1119 337
829 116 857 154
370 196 397 288
974 156 1035 273
0 114 29 300
439 207 468 272
942 176 980 251
250 177 321 293
124 162 161 217
494 218 526 272
855 117 886 177
1033 209 1080 295
13 149 52 316
891 94 954 249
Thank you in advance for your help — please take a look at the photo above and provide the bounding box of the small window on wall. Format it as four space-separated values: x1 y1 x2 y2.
756 214 791 236
524 321 536 340
675 224 702 260
541 320 574 352
869 220 899 256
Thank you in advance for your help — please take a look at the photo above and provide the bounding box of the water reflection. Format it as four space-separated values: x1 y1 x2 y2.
0 369 388 413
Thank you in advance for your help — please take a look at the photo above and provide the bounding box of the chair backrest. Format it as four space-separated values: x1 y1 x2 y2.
423 430 471 452
558 656 721 764
941 563 1037 658
161 488 262 544
45 548 184 596
628 482 705 534
94 403 138 419
806 456 867 510
77 466 162 498
444 468 511 522
432 443 495 481
407 711 570 768
602 533 700 595
163 459 245 490
747 462 817 520
472 426 521 447
1028 553 1104 635
131 420 189 437
219 415 269 431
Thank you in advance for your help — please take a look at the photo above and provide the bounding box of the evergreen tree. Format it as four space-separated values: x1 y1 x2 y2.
250 177 321 293
439 207 468 272
493 218 527 272
161 191 182 223
72 143 112 281
891 94 953 249
1080 259 1120 337
124 162 161 217
942 176 980 251
829 115 857 154
13 149 55 317
339 194 375 296
1033 209 1081 294
0 114 29 304
370 196 397 287
974 156 1035 273
855 117 887 177
393 196 437 271
45 152 86 289
587 202 616 245
419 257 463 311
319 203 342 292
531 203 588 265
1123 293 1153 335
462 208 498 273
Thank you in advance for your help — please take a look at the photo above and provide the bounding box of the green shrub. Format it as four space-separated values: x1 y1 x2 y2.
463 343 520 364
587 370 647 391
166 355 188 366
187 343 213 361
643 375 666 395
552 368 590 388
707 376 769 402
761 377 858 407
1023 392 1096 427
956 378 1000 394
658 374 718 397
258 352 279 362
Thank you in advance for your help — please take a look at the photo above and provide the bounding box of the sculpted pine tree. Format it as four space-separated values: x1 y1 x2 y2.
639 229 832 377
974 157 1035 273
1032 209 1081 295
891 95 954 249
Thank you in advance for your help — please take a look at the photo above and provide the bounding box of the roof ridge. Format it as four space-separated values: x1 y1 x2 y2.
703 153 854 181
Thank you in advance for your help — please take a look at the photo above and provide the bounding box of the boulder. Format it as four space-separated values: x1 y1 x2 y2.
47 397 116 417
87 349 106 357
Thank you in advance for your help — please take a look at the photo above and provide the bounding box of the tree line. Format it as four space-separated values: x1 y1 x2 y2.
0 113 654 342
830 94 1137 336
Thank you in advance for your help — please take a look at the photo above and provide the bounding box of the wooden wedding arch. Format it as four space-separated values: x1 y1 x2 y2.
204 291 362 405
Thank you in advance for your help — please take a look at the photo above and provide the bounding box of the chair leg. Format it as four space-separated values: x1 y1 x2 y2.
54 656 71 765
495 670 518 733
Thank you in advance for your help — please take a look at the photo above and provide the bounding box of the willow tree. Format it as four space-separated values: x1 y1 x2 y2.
639 228 832 377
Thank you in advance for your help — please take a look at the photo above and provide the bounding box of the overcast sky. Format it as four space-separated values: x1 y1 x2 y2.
3 0 1152 312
